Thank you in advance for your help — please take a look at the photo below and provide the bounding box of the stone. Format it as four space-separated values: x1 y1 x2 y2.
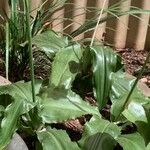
6 133 28 150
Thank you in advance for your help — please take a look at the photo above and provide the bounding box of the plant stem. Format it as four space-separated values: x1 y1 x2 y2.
25 0 36 102
5 23 9 80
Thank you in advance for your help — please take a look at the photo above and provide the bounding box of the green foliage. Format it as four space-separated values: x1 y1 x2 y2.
83 132 116 150
37 128 80 150
0 0 69 81
70 4 150 38
50 44 83 89
116 133 146 150
38 90 99 124
146 143 150 150
32 30 68 59
0 97 23 149
110 72 150 122
78 115 121 148
1 0 150 149
0 81 41 149
90 46 122 110
0 42 150 149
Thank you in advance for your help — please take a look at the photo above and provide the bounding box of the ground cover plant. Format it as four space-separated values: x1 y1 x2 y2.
0 0 150 150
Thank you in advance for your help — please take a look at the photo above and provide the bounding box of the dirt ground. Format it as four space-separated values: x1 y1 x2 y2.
116 48 150 87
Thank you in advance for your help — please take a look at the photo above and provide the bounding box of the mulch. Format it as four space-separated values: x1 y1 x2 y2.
116 48 150 87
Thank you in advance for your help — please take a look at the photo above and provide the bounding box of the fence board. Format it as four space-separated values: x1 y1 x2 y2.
72 0 87 40
133 0 150 50
0 0 150 50
114 0 131 49
95 0 109 41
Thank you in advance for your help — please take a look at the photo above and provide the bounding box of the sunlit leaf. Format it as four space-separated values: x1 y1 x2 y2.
0 97 23 149
37 128 80 150
110 72 149 122
90 45 122 110
32 30 68 59
117 133 146 150
136 104 150 145
50 44 83 89
0 81 42 149
83 132 116 150
79 115 121 148
38 90 99 123
146 143 150 150
122 102 147 123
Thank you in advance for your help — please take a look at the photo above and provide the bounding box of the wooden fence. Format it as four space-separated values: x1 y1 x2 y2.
1 0 150 50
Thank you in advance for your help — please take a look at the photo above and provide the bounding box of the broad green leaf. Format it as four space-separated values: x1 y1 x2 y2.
0 80 42 113
110 72 149 122
146 143 150 150
111 96 147 123
136 104 150 145
122 102 147 123
110 72 135 104
50 44 83 89
83 132 116 150
90 45 122 110
110 94 127 122
81 47 91 74
0 97 23 149
38 90 99 123
117 133 146 150
0 105 4 122
32 30 68 59
0 80 42 149
37 128 80 150
79 115 121 148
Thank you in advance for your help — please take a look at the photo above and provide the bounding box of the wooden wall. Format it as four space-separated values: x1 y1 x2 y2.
0 0 150 50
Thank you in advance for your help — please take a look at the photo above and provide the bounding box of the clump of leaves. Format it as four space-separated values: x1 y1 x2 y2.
0 30 150 150
0 0 68 81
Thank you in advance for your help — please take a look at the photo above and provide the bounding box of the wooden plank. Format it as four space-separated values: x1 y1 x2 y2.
126 0 150 50
31 0 42 16
0 0 150 50
95 0 109 42
84 0 97 39
104 0 119 46
51 7 65 32
134 0 150 50
72 0 87 40
63 0 74 34
114 0 131 49
145 19 150 50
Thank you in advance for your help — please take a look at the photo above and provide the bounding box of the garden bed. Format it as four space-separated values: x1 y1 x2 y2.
117 49 150 87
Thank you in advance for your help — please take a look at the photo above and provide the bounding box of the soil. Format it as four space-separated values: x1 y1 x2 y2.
116 48 150 87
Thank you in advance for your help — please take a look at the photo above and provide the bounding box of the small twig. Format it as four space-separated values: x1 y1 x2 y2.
25 0 36 103
90 0 107 46
5 23 9 80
